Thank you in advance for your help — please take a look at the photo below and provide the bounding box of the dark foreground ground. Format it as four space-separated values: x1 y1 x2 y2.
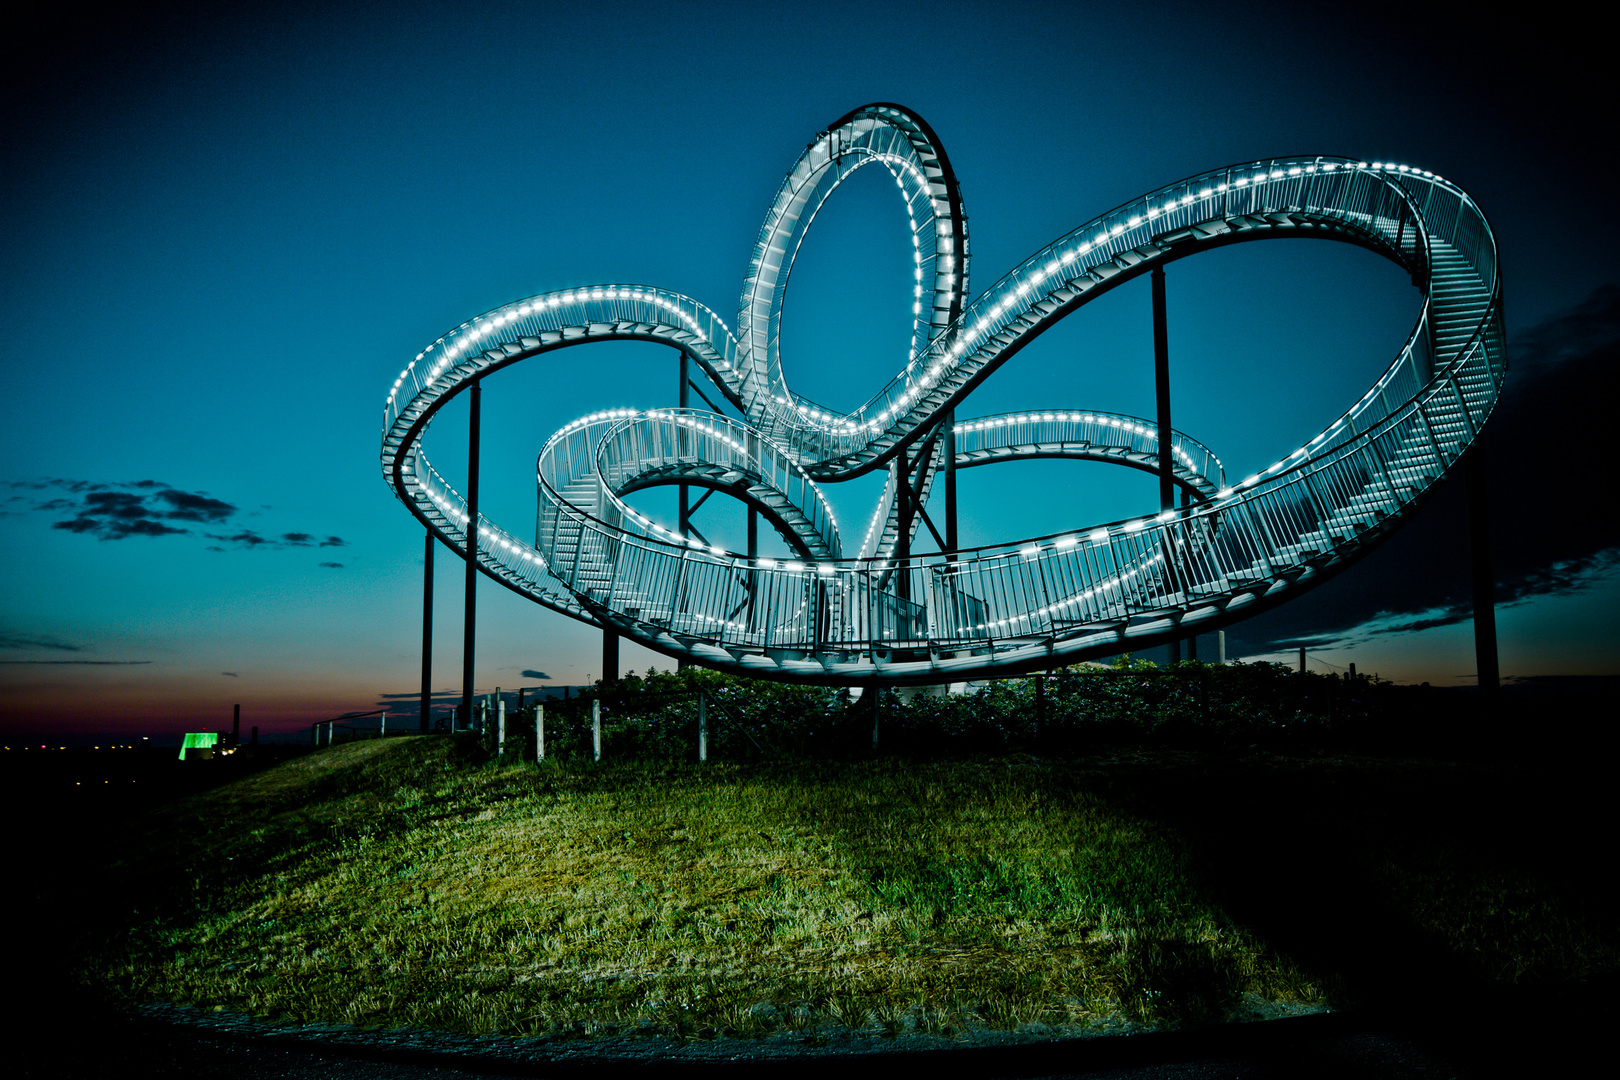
10 981 1619 1079
5 681 1617 1079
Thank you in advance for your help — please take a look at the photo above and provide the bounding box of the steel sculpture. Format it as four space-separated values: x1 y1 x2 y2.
381 103 1503 685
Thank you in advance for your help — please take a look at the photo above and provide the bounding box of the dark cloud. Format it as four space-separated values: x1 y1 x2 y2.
0 632 83 652
55 515 187 539
222 672 238 677
211 529 271 547
154 488 235 522
19 478 340 551
0 659 152 666
521 669 552 680
318 561 343 568
209 530 348 553
1228 286 1620 656
83 491 150 519
41 481 233 540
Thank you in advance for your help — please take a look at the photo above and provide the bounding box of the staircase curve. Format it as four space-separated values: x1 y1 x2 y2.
380 103 1504 684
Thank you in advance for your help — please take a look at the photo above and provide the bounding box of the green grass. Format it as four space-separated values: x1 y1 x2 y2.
72 735 1619 1044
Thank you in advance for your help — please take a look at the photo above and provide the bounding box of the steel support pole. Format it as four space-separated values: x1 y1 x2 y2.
461 380 481 729
896 450 912 604
421 529 433 732
1465 440 1500 698
944 410 958 554
1182 487 1196 662
679 352 691 535
602 624 619 685
747 506 759 626
677 352 690 670
1153 267 1174 513
1153 266 1180 665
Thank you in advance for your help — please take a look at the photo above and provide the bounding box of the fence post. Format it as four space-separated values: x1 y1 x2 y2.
537 704 545 762
381 711 387 737
1035 674 1045 744
698 692 708 763
592 698 602 762
497 695 506 755
870 687 881 751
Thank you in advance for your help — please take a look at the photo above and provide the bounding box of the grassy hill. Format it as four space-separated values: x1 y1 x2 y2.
60 728 1620 1046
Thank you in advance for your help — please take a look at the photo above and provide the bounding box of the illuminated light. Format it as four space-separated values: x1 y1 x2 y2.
1089 528 1109 543
1124 520 1144 532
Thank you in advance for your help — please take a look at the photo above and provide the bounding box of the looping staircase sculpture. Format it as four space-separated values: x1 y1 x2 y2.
381 103 1504 684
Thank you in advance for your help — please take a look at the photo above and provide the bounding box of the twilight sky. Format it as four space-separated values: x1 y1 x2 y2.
3 1 1615 737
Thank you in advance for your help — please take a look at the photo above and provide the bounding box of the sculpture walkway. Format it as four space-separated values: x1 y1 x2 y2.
381 104 1502 683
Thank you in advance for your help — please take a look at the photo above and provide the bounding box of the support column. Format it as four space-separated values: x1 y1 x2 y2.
461 380 481 729
421 528 434 732
679 352 691 535
602 625 619 686
677 353 691 670
1182 486 1196 662
747 506 759 627
944 410 958 555
895 450 912 604
1153 265 1180 665
1465 440 1500 699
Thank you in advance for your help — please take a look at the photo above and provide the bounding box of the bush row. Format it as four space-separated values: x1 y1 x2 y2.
464 660 1490 763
